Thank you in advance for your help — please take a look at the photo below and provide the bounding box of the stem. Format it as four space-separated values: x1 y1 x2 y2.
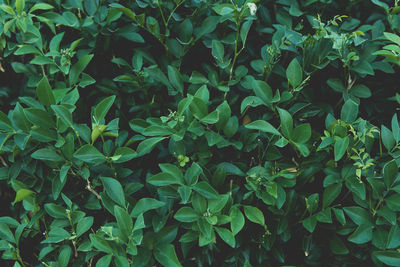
229 20 241 81
157 0 167 27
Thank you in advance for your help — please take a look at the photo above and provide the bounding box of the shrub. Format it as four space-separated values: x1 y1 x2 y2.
1 0 400 266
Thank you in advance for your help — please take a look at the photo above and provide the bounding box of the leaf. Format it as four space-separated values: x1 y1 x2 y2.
243 206 265 226
131 198 165 217
154 244 182 267
100 177 126 207
348 224 373 244
69 54 94 85
230 207 245 235
381 125 395 151
51 105 73 127
36 77 55 106
341 99 358 123
31 148 64 162
24 108 55 129
277 108 293 139
252 80 273 105
392 114 400 142
215 227 235 248
94 96 116 123
322 183 342 208
168 66 184 94
292 123 311 143
74 144 106 165
192 181 219 199
195 16 219 39
0 223 15 243
286 58 302 88
13 189 34 204
136 137 166 156
95 255 112 267
15 0 25 14
147 172 183 186
174 207 199 222
245 120 280 135
384 32 400 45
334 136 349 161
76 217 93 237
373 251 400 266
240 20 252 44
114 206 133 243
212 40 224 61
383 160 398 188
343 206 370 225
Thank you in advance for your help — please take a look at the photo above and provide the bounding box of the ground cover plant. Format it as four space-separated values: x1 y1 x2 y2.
1 0 400 266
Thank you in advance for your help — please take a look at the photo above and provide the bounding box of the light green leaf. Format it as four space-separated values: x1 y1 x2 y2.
245 120 280 135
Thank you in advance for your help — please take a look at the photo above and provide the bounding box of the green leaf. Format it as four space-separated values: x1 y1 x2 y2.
58 245 72 267
292 123 311 143
243 206 265 226
0 111 13 131
230 207 244 235
94 96 116 123
13 189 34 204
277 108 293 139
131 198 165 217
208 194 229 213
322 183 342 208
334 136 349 161
154 244 182 267
383 160 398 188
168 66 184 94
174 207 199 222
348 224 373 244
100 177 126 207
384 32 400 45
0 223 15 243
36 77 55 106
29 3 54 13
212 40 224 61
15 0 25 14
147 172 183 186
95 255 112 267
341 99 358 123
343 206 370 225
392 114 400 142
252 80 272 105
286 58 302 88
136 137 166 156
373 251 400 266
89 234 113 254
215 227 235 248
24 108 55 129
69 54 94 85
31 148 64 162
114 206 133 243
74 144 106 165
245 120 280 135
192 181 219 199
382 125 395 151
51 105 73 128
76 217 93 237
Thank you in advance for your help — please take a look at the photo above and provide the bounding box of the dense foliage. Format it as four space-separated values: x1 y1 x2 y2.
2 0 400 266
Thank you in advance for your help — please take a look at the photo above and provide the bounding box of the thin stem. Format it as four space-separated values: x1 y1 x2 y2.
157 0 167 27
